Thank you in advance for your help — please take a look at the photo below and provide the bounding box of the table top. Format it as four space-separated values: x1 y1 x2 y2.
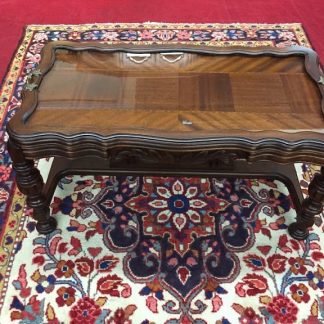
7 42 324 163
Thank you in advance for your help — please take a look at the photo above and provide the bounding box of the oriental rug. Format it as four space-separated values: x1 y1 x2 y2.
0 23 323 324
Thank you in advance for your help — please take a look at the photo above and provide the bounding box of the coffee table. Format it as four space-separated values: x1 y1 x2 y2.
7 41 324 240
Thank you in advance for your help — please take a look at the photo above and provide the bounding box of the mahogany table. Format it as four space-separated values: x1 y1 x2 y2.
6 41 324 240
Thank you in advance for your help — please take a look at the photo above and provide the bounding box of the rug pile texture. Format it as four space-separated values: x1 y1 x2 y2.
0 23 323 324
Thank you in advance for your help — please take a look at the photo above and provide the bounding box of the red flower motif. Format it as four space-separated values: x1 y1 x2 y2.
58 242 68 254
267 295 298 323
8 220 16 228
139 30 153 40
106 308 131 324
176 30 191 40
69 296 102 324
55 260 75 278
97 274 122 296
107 305 137 324
239 307 263 324
29 295 41 314
237 274 268 296
0 254 6 262
290 284 310 303
267 254 287 273
32 255 45 266
68 31 81 40
288 257 307 275
95 255 118 272
56 287 76 307
75 257 94 277
253 219 263 233
0 165 11 181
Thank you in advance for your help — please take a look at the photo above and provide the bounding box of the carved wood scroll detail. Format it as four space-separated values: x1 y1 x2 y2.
107 148 249 170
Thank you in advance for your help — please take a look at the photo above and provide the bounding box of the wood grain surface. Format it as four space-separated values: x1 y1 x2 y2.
7 42 324 163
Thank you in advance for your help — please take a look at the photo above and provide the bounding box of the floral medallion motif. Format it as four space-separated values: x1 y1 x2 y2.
2 171 324 323
0 23 323 324
49 175 299 322
126 178 225 256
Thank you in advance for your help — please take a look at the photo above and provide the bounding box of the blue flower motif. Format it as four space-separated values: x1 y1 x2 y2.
35 275 56 294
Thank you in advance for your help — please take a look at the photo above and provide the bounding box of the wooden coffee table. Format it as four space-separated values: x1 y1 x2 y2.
7 41 324 240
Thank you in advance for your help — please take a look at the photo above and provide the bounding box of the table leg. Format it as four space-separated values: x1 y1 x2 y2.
7 139 57 234
288 166 324 240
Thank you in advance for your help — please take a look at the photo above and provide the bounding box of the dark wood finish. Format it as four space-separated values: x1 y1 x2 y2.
289 167 324 240
7 139 57 234
7 43 324 164
43 157 304 211
6 42 324 238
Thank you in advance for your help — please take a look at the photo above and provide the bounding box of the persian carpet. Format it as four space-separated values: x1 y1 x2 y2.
0 23 323 324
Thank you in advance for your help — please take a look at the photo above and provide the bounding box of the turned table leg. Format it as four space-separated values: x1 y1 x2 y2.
288 166 324 240
7 139 57 234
